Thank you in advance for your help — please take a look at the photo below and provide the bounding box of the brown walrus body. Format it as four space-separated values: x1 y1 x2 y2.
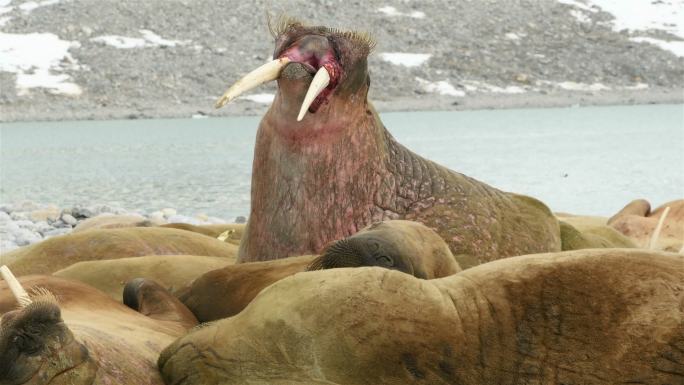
0 275 196 384
231 22 560 266
54 254 235 301
0 227 238 275
180 220 460 322
159 248 684 384
608 199 684 251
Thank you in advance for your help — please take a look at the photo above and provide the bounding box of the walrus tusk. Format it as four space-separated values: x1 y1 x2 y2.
648 206 670 250
297 66 330 121
215 57 291 109
0 265 32 307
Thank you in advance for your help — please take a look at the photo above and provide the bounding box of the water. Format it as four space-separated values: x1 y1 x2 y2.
1 104 682 219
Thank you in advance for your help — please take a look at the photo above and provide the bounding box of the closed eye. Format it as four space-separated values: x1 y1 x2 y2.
375 255 394 267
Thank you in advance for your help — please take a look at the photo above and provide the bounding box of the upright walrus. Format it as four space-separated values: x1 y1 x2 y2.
217 20 561 265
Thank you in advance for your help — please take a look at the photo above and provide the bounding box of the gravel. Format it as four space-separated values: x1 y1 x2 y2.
0 0 682 122
0 200 238 253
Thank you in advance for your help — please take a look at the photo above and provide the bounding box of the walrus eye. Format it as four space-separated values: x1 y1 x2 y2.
375 255 394 267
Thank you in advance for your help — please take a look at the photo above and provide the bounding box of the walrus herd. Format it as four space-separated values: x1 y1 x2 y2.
1 21 683 385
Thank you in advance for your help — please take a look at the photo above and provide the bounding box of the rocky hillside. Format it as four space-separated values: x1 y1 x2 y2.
0 0 682 121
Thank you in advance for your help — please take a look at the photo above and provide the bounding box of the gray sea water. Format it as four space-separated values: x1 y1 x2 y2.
1 104 682 220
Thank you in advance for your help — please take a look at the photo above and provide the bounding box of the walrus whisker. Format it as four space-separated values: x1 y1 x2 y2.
0 265 32 307
648 206 670 250
307 239 368 271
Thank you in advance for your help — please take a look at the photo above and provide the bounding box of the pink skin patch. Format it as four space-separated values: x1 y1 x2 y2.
278 39 342 113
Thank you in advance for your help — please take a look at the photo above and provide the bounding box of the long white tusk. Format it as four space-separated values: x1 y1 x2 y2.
648 206 670 250
0 265 32 307
215 57 291 109
297 67 330 121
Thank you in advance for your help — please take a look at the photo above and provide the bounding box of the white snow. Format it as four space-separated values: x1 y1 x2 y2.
380 52 431 67
0 6 11 14
630 36 684 57
91 35 147 49
557 0 599 13
463 81 527 94
378 6 425 19
586 0 683 37
239 93 275 104
139 29 189 47
505 33 521 40
569 9 591 23
0 0 11 6
18 0 61 13
579 0 684 57
0 32 82 95
0 16 10 26
557 81 610 91
415 77 465 97
624 83 649 90
91 30 190 49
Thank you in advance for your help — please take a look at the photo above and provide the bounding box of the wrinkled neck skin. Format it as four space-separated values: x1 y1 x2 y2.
239 75 421 262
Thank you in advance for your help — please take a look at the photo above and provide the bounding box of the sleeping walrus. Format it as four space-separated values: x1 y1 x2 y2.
0 268 197 384
216 20 561 266
180 220 460 322
159 249 684 384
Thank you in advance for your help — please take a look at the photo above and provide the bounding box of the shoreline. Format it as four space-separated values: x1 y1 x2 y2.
1 88 682 123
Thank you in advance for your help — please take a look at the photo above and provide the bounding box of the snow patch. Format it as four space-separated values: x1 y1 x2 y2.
0 0 11 6
239 93 275 104
0 16 10 26
463 81 527 94
0 6 11 14
557 0 598 13
624 83 649 90
91 29 190 49
630 36 684 57
415 77 465 97
557 81 610 91
0 32 82 95
380 52 431 67
505 33 520 40
377 6 425 19
569 9 591 23
586 0 683 37
18 0 61 13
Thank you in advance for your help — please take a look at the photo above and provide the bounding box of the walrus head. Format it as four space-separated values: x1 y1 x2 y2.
0 267 96 384
308 234 420 278
216 19 374 124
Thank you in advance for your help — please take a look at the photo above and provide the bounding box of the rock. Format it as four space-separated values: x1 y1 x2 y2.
13 228 41 246
61 214 78 226
43 228 72 238
34 221 54 234
234 216 247 224
30 207 61 222
148 211 165 223
71 205 96 219
162 208 178 218
0 204 12 214
0 212 10 222
10 212 28 221
167 215 200 225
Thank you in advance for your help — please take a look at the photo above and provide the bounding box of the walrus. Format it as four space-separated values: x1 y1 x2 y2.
608 199 684 251
54 254 235 301
0 227 238 275
72 214 161 233
158 249 684 384
181 220 460 322
0 269 196 384
215 20 561 265
308 220 461 277
160 223 245 245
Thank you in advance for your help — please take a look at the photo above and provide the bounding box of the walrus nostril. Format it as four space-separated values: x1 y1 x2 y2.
281 62 315 80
